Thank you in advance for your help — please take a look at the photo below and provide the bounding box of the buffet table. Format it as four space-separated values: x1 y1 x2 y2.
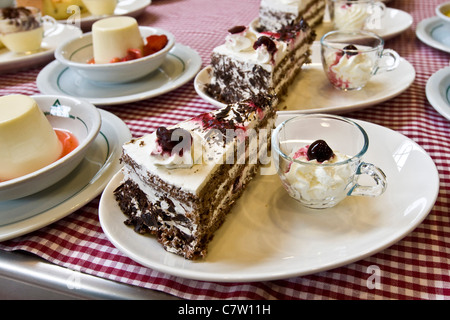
0 0 449 300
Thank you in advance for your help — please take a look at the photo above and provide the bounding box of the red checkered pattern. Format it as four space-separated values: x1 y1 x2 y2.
1 0 449 299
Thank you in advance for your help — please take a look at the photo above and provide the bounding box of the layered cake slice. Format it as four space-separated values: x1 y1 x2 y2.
114 94 278 260
206 20 315 104
258 0 327 30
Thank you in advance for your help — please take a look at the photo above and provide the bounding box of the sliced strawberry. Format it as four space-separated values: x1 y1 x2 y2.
124 48 143 61
143 34 168 56
109 57 123 63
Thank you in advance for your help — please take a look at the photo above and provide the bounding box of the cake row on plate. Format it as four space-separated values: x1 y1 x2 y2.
113 1 325 259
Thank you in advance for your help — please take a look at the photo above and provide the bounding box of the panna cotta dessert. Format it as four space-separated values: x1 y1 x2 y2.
0 95 63 181
91 16 144 64
323 44 373 90
0 7 43 53
284 140 353 204
82 0 117 15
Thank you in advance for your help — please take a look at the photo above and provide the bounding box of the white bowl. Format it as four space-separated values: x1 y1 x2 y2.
54 26 175 84
436 2 450 24
0 95 101 201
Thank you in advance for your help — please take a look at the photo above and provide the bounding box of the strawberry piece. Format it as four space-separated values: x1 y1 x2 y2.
109 57 123 63
143 34 168 56
124 48 143 61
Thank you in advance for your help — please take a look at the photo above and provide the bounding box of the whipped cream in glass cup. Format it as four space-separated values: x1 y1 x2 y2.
320 30 400 91
332 0 386 31
0 7 57 54
271 114 387 209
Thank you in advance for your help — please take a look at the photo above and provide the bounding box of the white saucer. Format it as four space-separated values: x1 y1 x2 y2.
99 118 439 282
416 16 450 53
37 44 202 106
0 23 82 73
426 66 450 121
62 0 151 30
251 8 413 41
0 109 131 241
195 42 415 114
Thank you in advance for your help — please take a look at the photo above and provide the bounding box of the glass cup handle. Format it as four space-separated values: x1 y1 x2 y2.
348 162 387 197
42 15 58 37
366 1 386 30
373 49 400 75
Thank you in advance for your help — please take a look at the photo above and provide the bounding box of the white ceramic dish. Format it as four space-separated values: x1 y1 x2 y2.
436 2 450 24
416 16 450 53
0 95 101 201
62 0 151 30
426 66 450 121
99 117 438 282
250 8 413 41
0 109 131 240
37 43 202 105
55 26 175 84
195 42 415 114
0 23 82 73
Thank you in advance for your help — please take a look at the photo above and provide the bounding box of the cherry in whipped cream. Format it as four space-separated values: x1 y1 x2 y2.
307 140 335 162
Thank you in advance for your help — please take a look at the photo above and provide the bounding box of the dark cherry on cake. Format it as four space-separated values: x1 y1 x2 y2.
228 25 246 34
307 139 335 162
253 36 277 55
155 126 192 156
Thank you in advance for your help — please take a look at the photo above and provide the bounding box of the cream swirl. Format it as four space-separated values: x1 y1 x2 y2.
225 27 256 53
326 50 373 90
334 3 370 31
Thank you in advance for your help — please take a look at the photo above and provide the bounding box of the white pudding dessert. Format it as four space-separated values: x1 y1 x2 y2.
92 16 144 64
83 0 117 15
0 95 62 181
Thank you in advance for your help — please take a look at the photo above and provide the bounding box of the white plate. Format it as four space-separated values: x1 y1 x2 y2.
99 118 439 282
0 109 131 241
416 16 450 53
37 44 202 106
0 23 82 73
63 0 151 30
195 42 415 114
426 66 450 121
251 8 413 41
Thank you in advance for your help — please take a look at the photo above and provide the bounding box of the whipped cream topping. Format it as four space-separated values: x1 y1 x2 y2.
213 23 309 72
225 26 256 53
0 7 40 34
150 129 203 169
334 3 369 31
285 147 352 202
325 49 373 89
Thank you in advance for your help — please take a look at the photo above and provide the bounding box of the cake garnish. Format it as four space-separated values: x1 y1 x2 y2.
150 126 203 169
155 126 192 157
253 36 277 55
225 25 255 52
228 25 246 34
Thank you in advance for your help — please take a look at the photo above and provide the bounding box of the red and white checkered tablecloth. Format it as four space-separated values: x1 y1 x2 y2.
1 0 449 300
